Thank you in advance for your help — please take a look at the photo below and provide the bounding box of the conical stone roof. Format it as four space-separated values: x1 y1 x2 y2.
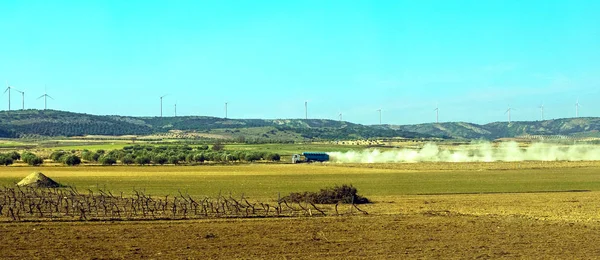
17 172 62 188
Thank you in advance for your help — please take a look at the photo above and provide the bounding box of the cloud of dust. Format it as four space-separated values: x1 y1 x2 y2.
327 142 600 163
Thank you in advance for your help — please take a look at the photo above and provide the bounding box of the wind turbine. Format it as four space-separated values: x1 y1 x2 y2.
14 89 24 110
225 102 228 119
304 101 308 120
505 106 515 123
339 112 343 122
575 99 580 118
376 108 382 125
37 87 53 110
4 81 12 111
539 103 544 121
174 103 177 117
434 104 439 123
160 94 168 117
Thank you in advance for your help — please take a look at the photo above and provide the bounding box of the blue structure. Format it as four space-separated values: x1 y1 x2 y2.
302 152 330 162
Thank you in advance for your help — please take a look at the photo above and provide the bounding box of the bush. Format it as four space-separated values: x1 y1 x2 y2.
283 185 370 204
63 155 82 166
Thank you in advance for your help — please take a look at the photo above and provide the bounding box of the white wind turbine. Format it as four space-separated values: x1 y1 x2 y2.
159 94 168 117
434 103 439 123
14 89 25 110
37 86 53 110
505 105 515 123
575 99 581 118
4 81 13 111
376 108 382 125
304 100 308 120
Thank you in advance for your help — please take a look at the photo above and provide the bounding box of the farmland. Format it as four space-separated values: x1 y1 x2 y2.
2 160 600 258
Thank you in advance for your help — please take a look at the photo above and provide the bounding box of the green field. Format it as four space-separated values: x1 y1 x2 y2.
2 162 600 200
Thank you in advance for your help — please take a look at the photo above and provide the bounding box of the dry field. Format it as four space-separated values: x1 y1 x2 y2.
1 161 600 259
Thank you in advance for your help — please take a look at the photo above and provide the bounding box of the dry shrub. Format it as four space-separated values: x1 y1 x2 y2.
283 184 370 204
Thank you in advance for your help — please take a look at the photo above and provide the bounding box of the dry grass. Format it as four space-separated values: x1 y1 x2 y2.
3 162 600 258
2 192 600 259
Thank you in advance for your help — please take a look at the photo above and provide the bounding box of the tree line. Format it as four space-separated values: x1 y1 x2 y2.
0 144 281 166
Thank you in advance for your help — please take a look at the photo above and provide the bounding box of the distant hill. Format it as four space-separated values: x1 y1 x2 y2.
0 110 598 141
387 118 600 140
0 110 426 140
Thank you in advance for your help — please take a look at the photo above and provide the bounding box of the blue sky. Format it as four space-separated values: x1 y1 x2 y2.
0 0 598 125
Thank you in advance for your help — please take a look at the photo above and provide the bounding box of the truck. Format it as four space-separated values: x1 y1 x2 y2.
292 152 330 163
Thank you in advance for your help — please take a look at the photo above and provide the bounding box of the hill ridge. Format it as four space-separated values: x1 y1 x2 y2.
0 109 599 140
0 109 425 140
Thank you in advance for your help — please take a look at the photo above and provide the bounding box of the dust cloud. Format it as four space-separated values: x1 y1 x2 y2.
328 142 600 163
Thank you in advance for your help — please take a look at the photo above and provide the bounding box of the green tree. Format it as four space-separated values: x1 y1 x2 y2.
168 156 179 165
211 141 224 151
106 149 123 159
121 154 134 165
244 152 262 162
193 153 205 163
63 155 82 166
50 151 67 162
81 151 92 161
21 152 37 164
185 154 195 163
0 154 14 166
135 156 151 165
177 153 187 162
91 152 102 162
81 151 101 162
7 151 20 161
152 154 168 165
227 153 239 162
27 156 44 166
265 153 281 161
99 156 117 165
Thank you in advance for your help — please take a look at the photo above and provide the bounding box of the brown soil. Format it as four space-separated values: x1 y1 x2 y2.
1 213 599 259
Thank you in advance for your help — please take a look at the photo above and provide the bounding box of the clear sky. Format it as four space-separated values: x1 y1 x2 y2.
1 0 598 125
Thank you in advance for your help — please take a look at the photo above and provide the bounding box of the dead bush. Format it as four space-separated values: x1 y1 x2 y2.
283 184 370 204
